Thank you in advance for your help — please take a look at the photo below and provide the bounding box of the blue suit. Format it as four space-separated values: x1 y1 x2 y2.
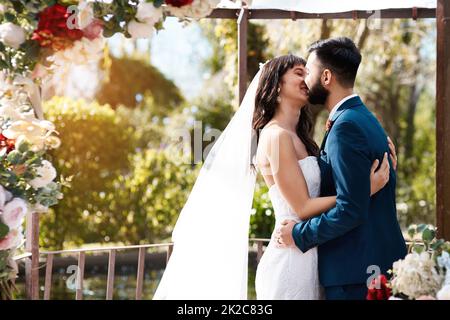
292 96 407 300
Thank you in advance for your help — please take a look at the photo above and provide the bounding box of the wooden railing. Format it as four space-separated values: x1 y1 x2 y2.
40 242 175 300
15 213 270 301
38 239 269 300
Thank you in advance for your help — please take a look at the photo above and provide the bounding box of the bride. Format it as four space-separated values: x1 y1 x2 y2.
153 54 393 300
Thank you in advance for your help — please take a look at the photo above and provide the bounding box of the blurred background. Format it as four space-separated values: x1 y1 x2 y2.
30 17 437 299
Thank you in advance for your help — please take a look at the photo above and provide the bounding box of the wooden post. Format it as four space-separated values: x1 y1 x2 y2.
106 250 116 300
43 254 54 300
75 252 85 300
237 7 249 105
135 248 146 300
436 0 450 240
25 212 40 300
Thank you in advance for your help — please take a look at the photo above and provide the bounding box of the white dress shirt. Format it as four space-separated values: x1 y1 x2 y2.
328 94 358 120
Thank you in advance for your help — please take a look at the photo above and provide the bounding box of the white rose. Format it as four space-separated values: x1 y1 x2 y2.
0 22 26 49
168 0 218 19
127 20 154 39
1 198 28 229
136 1 162 25
437 284 450 300
45 136 62 149
0 104 24 121
0 185 6 209
29 160 57 189
0 185 12 209
77 1 94 29
0 228 24 250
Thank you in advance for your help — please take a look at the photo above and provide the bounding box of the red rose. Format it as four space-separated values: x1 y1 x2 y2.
165 0 194 7
32 4 83 50
0 134 15 154
366 275 392 300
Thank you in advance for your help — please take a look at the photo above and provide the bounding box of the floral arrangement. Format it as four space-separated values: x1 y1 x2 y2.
0 70 65 299
0 0 237 300
367 224 450 300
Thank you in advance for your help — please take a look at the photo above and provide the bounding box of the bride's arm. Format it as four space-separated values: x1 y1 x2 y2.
266 130 390 221
265 130 335 220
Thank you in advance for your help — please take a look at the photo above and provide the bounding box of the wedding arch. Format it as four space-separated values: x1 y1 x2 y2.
0 0 448 300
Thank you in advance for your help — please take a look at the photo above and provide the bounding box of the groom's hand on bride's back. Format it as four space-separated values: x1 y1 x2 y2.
275 220 297 248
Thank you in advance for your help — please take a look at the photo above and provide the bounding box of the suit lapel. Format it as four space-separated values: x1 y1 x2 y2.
320 96 364 151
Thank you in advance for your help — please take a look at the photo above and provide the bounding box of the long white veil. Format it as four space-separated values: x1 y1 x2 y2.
153 69 262 300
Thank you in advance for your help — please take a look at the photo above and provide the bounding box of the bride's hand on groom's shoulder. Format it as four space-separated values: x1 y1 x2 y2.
275 220 297 248
370 152 390 196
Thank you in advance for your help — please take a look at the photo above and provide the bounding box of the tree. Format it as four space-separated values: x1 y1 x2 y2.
96 54 184 111
41 97 133 248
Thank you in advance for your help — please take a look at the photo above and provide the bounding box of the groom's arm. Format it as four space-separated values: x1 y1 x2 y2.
292 120 372 253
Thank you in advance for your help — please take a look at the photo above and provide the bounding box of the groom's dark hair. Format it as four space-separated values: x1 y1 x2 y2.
308 37 361 88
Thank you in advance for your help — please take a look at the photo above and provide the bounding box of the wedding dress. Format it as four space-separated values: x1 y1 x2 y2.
153 64 323 300
255 156 323 300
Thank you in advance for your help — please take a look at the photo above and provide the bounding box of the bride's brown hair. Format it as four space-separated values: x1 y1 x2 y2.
252 54 320 157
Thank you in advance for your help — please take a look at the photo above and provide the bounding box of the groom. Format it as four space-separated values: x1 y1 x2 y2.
278 37 407 300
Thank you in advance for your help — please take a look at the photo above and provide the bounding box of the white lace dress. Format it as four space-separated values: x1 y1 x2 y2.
255 156 323 300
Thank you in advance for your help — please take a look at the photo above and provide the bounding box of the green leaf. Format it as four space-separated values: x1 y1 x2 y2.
0 223 9 239
153 0 165 8
422 228 436 243
7 150 22 165
412 244 424 254
102 27 116 38
4 12 17 23
430 239 445 250
417 224 427 233
407 225 417 239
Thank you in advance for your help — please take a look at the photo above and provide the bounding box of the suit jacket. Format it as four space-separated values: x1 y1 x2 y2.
292 96 407 287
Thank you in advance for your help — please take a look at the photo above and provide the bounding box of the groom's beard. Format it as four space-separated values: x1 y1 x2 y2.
307 80 329 105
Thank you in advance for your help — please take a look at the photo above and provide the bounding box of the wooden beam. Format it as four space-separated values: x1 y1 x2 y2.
206 8 435 20
436 0 450 240
237 8 248 105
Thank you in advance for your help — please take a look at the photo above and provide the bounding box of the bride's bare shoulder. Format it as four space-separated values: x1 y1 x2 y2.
256 125 293 164
258 125 293 146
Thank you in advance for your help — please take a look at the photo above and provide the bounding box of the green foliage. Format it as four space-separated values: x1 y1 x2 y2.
39 97 199 249
396 90 436 226
407 224 450 257
107 149 199 244
96 55 184 110
115 101 166 150
189 88 235 132
250 179 275 239
0 223 9 239
200 19 272 101
41 97 134 248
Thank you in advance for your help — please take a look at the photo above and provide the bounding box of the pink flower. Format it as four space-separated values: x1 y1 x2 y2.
1 198 28 229
0 228 23 250
416 295 437 300
82 19 103 40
